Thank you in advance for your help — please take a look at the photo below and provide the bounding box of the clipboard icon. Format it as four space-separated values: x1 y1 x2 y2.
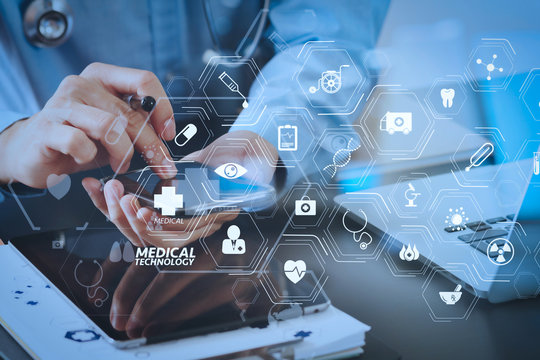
278 125 298 151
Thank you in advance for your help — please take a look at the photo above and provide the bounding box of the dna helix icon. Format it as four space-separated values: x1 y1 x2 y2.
323 138 361 178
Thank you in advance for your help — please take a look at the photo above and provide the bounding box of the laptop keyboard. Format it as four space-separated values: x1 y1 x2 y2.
446 215 513 258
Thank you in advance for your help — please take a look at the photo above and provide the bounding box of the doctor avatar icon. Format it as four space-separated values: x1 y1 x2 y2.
222 225 246 255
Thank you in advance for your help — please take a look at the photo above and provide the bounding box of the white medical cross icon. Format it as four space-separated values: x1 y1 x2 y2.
154 186 183 216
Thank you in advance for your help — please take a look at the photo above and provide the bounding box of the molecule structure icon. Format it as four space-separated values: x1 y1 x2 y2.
476 54 503 81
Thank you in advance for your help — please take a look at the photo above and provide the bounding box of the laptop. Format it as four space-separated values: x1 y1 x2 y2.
335 156 540 303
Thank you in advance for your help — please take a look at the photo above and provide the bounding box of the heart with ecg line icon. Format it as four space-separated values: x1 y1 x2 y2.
284 260 307 284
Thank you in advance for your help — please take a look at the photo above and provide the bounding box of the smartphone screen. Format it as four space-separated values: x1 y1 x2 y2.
102 162 276 216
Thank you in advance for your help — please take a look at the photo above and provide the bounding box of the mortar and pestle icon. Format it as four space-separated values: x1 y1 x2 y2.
439 284 462 305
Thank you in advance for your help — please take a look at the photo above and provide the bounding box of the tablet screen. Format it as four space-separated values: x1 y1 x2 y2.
9 223 328 345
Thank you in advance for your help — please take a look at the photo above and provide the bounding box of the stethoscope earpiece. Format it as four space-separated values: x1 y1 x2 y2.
23 0 73 48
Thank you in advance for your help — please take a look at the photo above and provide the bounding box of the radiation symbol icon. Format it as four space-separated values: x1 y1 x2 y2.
487 238 514 266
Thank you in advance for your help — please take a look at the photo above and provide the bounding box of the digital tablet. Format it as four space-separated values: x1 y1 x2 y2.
9 227 330 349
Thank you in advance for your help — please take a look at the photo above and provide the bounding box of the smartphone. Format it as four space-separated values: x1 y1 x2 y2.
100 162 276 216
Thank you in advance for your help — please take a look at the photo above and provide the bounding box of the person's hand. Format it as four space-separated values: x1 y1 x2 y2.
108 259 264 339
81 130 278 247
0 63 177 188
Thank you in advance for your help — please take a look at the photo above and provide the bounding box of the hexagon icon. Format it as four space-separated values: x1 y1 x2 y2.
514 273 540 299
425 76 468 118
325 194 391 261
520 69 540 122
465 40 515 91
282 185 329 229
360 89 434 158
166 76 195 104
384 225 433 277
514 139 540 185
427 191 484 243
200 57 266 121
295 48 365 109
422 266 479 322
451 131 508 185
363 49 391 77
261 239 326 302
311 127 374 189
388 175 433 218
201 212 266 270
232 279 260 306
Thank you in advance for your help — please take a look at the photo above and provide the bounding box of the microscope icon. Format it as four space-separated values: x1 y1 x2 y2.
404 183 421 208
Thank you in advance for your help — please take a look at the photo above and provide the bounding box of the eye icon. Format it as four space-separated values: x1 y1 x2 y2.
214 163 247 179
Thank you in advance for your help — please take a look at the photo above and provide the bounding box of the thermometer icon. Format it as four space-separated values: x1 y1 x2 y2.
218 71 249 109
534 152 539 176
465 142 494 172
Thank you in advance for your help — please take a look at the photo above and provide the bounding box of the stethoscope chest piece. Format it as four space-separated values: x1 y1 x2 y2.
23 0 73 48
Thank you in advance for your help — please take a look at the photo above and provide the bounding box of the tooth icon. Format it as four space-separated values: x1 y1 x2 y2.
441 88 455 108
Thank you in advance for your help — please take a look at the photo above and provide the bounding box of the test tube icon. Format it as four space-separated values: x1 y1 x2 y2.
218 71 249 108
534 152 540 175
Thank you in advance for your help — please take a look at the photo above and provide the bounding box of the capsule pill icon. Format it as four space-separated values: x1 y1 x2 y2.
175 123 197 147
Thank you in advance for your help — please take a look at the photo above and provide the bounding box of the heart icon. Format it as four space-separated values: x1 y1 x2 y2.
46 174 71 200
283 260 307 284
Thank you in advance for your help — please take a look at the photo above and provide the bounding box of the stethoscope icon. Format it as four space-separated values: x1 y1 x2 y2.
74 260 109 308
342 209 373 250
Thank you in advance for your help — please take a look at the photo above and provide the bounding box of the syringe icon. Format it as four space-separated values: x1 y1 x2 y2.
534 152 539 175
218 71 249 108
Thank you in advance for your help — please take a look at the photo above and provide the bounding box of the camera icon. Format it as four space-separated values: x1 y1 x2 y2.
380 111 412 135
295 196 316 216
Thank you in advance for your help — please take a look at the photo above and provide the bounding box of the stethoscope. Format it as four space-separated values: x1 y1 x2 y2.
342 210 373 250
73 259 110 308
22 0 270 63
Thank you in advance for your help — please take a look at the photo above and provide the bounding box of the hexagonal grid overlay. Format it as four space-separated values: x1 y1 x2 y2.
465 38 515 92
311 127 375 190
260 235 328 304
324 192 391 262
387 173 433 218
425 75 468 118
161 107 213 161
422 265 479 322
450 128 508 186
427 190 484 243
294 42 366 113
282 183 329 229
383 225 434 278
359 86 434 160
514 139 540 185
519 68 540 122
199 56 266 122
